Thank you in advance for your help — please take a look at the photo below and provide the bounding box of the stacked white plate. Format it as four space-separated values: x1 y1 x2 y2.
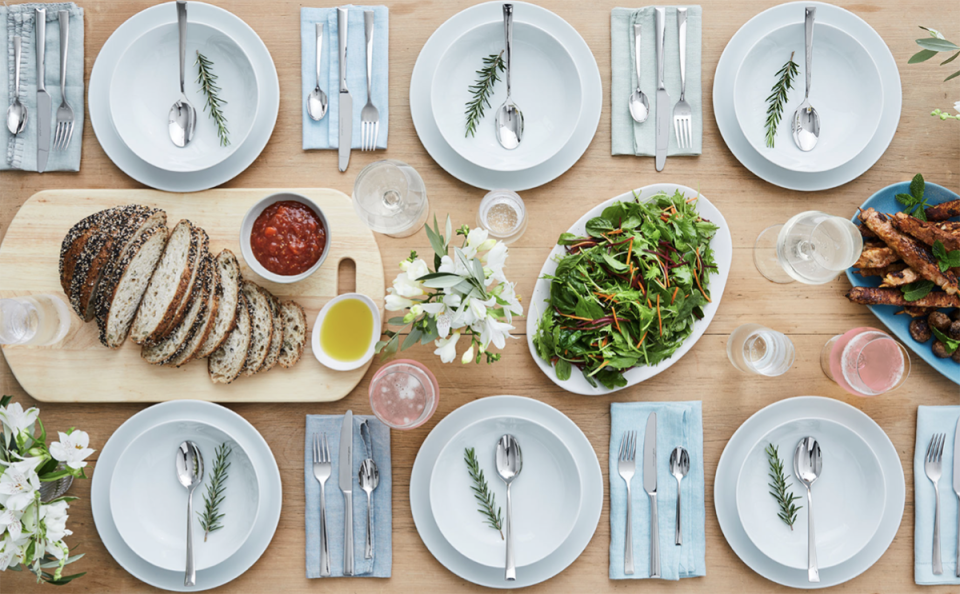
714 2 901 191
89 2 279 192
715 396 905 588
410 2 602 191
410 395 603 588
91 400 282 592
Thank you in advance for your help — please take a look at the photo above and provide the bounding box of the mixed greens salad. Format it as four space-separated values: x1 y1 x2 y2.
532 190 719 390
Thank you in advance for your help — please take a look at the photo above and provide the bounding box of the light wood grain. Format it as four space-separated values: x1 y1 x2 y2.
1 0 958 592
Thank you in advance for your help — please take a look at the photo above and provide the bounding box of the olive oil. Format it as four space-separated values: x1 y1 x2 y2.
320 298 374 362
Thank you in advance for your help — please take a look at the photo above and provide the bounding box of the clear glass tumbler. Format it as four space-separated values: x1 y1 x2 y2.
353 160 429 238
821 327 911 396
476 189 527 244
369 359 439 430
0 295 71 346
727 323 795 377
754 210 863 284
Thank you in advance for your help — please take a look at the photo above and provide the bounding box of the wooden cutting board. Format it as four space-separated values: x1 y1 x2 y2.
0 189 385 403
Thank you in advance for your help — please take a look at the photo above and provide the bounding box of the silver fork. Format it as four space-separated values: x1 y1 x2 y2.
925 432 946 575
360 10 379 152
53 10 74 151
312 432 332 577
618 430 637 575
672 8 692 151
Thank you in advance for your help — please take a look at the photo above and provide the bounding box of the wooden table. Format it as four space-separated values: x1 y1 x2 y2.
1 0 958 591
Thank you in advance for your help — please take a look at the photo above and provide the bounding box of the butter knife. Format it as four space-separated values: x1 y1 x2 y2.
339 409 354 575
36 8 51 173
643 412 660 578
337 7 352 172
654 7 670 172
953 415 959 577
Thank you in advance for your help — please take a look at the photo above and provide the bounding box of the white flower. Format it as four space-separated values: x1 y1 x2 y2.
955 100 960 114
462 228 490 259
433 332 460 363
461 344 475 364
496 282 524 322
0 402 39 440
391 272 426 299
483 241 508 284
41 501 70 542
384 294 415 311
479 316 515 350
405 258 430 281
462 296 496 327
50 430 94 470
438 254 469 277
0 509 24 541
0 534 27 571
0 459 41 511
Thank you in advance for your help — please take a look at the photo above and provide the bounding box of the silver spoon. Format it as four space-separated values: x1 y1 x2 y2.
359 458 379 560
495 4 523 150
628 24 649 123
794 436 822 583
792 7 820 151
175 441 204 587
669 447 690 546
168 0 197 147
496 434 522 581
307 22 328 121
6 36 27 135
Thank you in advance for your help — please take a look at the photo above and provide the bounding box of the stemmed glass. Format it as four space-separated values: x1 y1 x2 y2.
820 327 911 396
754 211 863 284
353 160 429 238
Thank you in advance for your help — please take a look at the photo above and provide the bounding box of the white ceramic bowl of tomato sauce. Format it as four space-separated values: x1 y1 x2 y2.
240 192 331 284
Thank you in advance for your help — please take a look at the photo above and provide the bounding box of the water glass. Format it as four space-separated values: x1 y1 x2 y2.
727 323 795 377
754 210 863 284
0 295 71 346
476 189 527 244
821 327 910 396
369 359 439 430
352 160 429 238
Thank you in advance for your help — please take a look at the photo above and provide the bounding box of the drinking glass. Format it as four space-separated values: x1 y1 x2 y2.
726 323 795 377
353 160 429 238
476 189 527 244
0 295 71 346
369 359 439 430
754 211 863 284
821 327 910 396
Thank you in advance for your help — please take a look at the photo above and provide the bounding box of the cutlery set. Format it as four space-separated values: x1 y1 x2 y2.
924 419 960 577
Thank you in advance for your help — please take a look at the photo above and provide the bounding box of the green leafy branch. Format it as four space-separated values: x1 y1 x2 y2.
766 444 801 530
895 173 931 221
465 52 505 137
198 443 231 541
764 52 800 148
464 447 503 538
908 26 960 82
195 51 230 147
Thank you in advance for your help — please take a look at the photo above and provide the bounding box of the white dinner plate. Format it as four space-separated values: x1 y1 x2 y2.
432 21 581 172
733 22 882 173
525 183 732 395
715 397 904 588
91 401 282 592
109 420 261 572
735 417 885 570
411 395 603 589
714 2 900 191
110 22 259 172
429 415 581 568
410 1 602 191
89 1 279 192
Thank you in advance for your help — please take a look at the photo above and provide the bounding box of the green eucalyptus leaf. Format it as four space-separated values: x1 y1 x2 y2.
945 69 960 82
941 50 960 65
916 37 960 52
402 328 423 351
909 48 938 63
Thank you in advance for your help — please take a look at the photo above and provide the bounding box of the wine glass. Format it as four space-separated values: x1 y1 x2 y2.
352 160 429 238
820 327 911 396
754 211 863 284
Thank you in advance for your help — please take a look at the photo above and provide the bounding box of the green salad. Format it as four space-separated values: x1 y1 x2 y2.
532 190 719 390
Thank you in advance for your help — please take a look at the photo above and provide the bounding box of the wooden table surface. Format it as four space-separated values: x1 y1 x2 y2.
1 0 958 592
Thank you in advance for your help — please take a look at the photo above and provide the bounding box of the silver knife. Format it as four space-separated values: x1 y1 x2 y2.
339 409 355 575
337 7 352 172
36 8 51 173
654 7 670 172
643 412 660 578
953 415 959 578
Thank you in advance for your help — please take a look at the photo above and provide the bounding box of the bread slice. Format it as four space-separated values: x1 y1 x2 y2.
258 291 284 373
277 300 308 368
208 292 252 384
60 208 113 296
241 281 274 375
95 223 169 348
166 254 221 367
141 254 212 365
156 227 209 340
196 250 242 359
129 220 199 345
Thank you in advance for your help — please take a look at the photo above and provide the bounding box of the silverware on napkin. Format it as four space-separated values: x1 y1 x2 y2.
924 432 946 575
617 431 637 574
672 8 692 150
311 433 333 577
953 417 959 578
643 412 660 578
339 410 355 575
669 446 689 546
337 7 352 172
54 10 75 151
358 420 379 561
36 8 51 172
7 36 27 136
360 10 380 152
653 7 670 172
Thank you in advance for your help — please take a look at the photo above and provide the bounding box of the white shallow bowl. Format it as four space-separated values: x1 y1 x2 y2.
734 22 881 173
431 21 581 172
109 21 259 173
429 414 582 568
311 293 381 371
109 420 260 572
735 417 885 570
239 192 331 284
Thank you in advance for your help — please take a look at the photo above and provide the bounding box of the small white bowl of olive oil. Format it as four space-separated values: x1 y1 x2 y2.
311 293 381 371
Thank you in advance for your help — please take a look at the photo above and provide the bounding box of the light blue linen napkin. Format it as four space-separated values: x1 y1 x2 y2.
1 3 83 171
915 405 960 585
609 401 705 579
301 6 388 150
611 7 701 157
304 414 392 578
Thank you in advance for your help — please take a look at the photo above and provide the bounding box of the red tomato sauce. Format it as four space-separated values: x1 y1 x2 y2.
251 201 326 275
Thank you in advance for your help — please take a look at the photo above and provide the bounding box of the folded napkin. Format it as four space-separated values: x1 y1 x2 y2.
915 405 960 585
1 3 83 171
301 6 388 150
609 401 705 579
611 6 701 157
304 414 392 578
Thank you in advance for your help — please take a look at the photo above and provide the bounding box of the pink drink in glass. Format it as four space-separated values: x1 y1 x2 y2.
369 359 439 429
824 328 909 396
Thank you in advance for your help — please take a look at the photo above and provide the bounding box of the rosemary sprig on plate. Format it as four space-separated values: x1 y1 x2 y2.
465 51 505 138
765 443 801 530
195 51 230 147
464 447 504 539
764 52 800 148
198 442 232 541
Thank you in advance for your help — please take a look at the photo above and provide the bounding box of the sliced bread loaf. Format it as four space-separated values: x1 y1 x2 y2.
258 291 284 373
208 292 252 384
240 281 274 375
277 300 307 368
166 254 221 367
155 227 209 340
196 249 242 359
141 254 212 365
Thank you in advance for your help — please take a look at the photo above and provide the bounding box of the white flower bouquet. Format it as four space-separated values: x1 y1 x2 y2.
0 396 93 585
377 216 523 364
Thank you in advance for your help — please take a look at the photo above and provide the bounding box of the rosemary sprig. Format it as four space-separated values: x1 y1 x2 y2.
198 443 232 541
464 447 504 539
195 51 230 147
465 51 505 138
764 52 800 148
765 443 801 530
